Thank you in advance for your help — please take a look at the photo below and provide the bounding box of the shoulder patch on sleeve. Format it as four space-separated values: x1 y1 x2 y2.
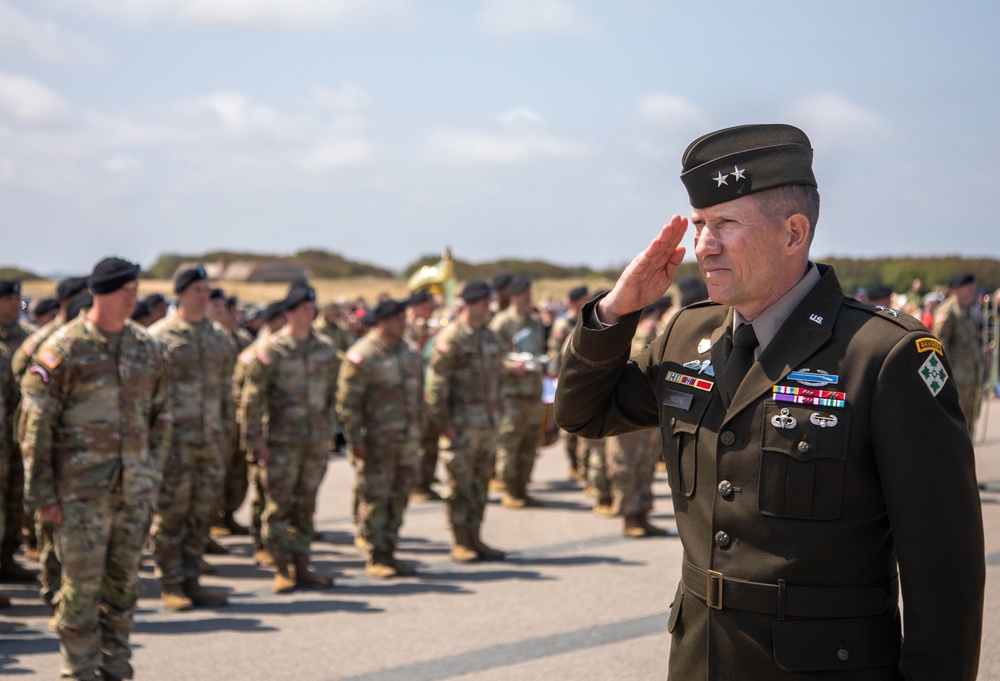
435 340 451 354
28 365 50 383
915 337 943 355
256 348 272 365
918 352 949 396
38 349 62 370
238 346 256 365
346 349 364 365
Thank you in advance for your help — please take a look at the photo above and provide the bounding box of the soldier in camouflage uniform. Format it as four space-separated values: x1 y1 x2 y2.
314 300 355 353
488 277 547 508
337 299 424 579
19 258 171 681
547 285 589 482
0 342 18 607
934 272 983 433
148 266 232 611
239 285 338 593
405 291 444 502
426 280 506 563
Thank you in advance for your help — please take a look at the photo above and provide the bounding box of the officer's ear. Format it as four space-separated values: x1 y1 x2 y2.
783 213 810 256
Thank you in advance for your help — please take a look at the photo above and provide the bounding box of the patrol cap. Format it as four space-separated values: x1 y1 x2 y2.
56 276 88 301
507 276 531 296
174 264 208 293
31 297 59 318
460 280 492 303
261 301 285 322
89 257 140 294
680 124 816 209
209 287 226 300
0 279 21 296
492 273 514 291
283 285 316 312
567 285 589 303
949 272 976 288
66 292 93 321
407 291 434 307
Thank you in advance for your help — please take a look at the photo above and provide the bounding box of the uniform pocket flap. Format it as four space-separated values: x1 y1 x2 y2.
667 586 683 633
771 614 900 672
761 403 850 462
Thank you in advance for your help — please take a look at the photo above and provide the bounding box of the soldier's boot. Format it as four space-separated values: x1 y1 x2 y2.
623 514 648 538
0 546 38 582
388 553 417 577
183 577 228 607
488 478 506 492
160 583 194 612
354 535 372 554
272 558 296 594
638 513 669 537
469 526 506 561
449 526 478 564
253 548 275 567
365 550 398 580
522 492 544 508
500 493 526 509
410 485 443 502
593 496 616 518
204 538 229 555
292 553 334 588
196 556 217 575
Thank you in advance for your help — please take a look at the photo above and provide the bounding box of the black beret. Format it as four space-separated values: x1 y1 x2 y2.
0 279 21 295
225 295 239 309
567 285 589 303
283 285 316 312
131 300 153 320
949 272 976 288
407 291 434 306
209 287 225 300
89 257 140 294
460 280 492 303
867 284 893 300
174 264 208 293
66 292 93 321
681 124 816 209
56 276 88 301
143 292 166 307
492 273 514 291
507 276 531 295
31 297 59 318
371 299 408 322
261 301 286 322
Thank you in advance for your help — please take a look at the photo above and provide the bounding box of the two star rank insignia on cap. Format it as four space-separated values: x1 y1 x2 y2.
713 165 746 187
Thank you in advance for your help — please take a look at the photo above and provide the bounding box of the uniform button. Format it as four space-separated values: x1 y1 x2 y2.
837 649 849 661
797 441 810 453
714 530 730 547
720 430 736 446
717 480 734 497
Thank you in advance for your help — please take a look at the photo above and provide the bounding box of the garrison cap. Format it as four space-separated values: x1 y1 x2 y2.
261 301 285 322
174 264 208 293
507 276 531 295
680 124 816 209
66 292 93 321
460 280 492 303
0 280 21 296
31 297 59 318
492 273 514 291
567 285 589 303
56 276 88 301
282 285 316 312
89 257 140 294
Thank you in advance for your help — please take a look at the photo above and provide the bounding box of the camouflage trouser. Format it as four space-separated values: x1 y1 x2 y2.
248 463 266 551
150 443 226 585
36 517 61 604
606 430 659 516
563 431 581 473
442 428 496 528
54 493 154 681
417 413 440 489
585 438 610 503
955 378 980 436
3 444 24 551
351 434 418 552
219 425 250 519
495 396 542 498
261 443 328 560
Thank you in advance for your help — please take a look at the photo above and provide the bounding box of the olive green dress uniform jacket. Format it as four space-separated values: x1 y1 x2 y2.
554 265 984 680
19 317 173 509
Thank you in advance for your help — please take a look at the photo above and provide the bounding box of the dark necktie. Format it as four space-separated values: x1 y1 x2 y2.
719 323 758 406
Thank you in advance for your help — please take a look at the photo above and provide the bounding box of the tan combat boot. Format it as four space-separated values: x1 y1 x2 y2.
365 550 398 580
161 583 194 612
593 497 616 518
272 557 296 594
449 526 478 563
500 493 526 509
253 548 275 567
293 553 334 588
623 514 647 538
183 577 228 607
354 535 372 554
469 526 506 561
638 513 669 537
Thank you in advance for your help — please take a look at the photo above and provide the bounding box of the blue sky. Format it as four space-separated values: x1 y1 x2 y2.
1 0 998 276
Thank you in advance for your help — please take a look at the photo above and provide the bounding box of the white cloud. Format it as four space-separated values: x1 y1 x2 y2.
102 155 141 173
494 107 545 127
425 130 587 165
0 72 72 125
476 0 599 38
635 93 706 129
46 0 412 28
782 92 896 151
310 83 375 114
0 1 108 64
299 140 373 172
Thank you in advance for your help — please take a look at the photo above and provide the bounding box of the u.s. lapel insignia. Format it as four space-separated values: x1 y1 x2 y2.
809 413 839 428
771 408 797 429
809 314 823 324
697 338 711 354
787 368 839 387
919 353 949 396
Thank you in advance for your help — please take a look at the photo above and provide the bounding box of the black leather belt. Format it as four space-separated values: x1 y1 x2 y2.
682 559 896 619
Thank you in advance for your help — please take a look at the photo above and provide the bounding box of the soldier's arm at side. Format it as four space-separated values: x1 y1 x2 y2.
148 344 173 483
18 345 68 517
425 342 455 439
239 353 271 460
872 332 984 680
326 350 341 445
335 350 369 460
553 295 662 439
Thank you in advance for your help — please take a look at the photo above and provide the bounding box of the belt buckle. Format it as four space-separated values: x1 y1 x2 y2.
706 569 723 610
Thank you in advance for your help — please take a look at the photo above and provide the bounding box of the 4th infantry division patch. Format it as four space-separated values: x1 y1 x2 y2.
919 352 949 396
